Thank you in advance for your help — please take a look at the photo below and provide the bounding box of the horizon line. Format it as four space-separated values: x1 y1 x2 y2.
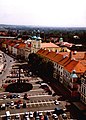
0 23 86 28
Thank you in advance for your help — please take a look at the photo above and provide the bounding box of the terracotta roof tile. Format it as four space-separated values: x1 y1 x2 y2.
17 43 26 49
37 49 86 74
41 42 59 48
64 60 86 73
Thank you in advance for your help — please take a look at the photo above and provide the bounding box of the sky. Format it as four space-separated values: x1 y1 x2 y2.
0 0 86 27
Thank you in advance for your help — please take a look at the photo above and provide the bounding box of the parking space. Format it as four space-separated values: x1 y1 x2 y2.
0 62 70 120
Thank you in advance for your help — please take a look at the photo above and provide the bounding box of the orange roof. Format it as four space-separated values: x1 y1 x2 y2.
52 53 63 63
64 60 86 73
9 42 16 47
58 56 71 66
41 42 59 48
17 43 26 49
2 40 11 44
72 51 86 60
37 49 64 63
37 49 86 74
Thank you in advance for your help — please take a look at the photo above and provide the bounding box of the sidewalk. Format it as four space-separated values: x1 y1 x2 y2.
73 101 86 111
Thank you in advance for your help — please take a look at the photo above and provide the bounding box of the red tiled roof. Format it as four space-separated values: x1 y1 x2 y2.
41 42 59 48
9 42 16 47
17 43 26 49
2 40 11 44
37 49 86 74
64 60 86 73
72 51 86 60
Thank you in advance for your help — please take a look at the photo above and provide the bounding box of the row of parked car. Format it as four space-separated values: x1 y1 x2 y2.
5 108 68 120
0 100 27 110
5 111 49 120
2 92 30 100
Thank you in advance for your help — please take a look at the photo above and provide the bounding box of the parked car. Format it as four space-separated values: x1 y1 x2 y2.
5 111 11 120
54 100 60 105
6 102 10 107
29 111 33 118
54 107 64 115
52 114 58 119
23 101 27 108
35 115 40 120
15 113 20 119
46 111 51 116
24 112 30 120
12 94 17 98
44 115 49 120
17 94 20 98
62 113 67 119
39 112 43 116
10 101 15 109
1 103 6 110
34 111 39 118
16 103 20 109
3 95 7 99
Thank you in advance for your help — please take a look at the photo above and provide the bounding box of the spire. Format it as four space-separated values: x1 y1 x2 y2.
32 30 37 40
36 30 41 41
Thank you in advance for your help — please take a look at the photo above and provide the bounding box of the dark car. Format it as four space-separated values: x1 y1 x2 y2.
12 94 17 98
16 103 20 109
34 111 39 118
54 107 64 115
23 102 26 108
6 102 10 107
44 115 49 120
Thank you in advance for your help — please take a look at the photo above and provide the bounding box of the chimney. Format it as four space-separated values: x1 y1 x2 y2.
83 52 86 60
69 51 72 59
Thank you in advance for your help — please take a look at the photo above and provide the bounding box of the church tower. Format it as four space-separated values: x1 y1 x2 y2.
31 30 42 53
35 30 42 52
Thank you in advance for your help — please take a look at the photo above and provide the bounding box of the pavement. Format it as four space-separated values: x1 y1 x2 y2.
0 52 15 87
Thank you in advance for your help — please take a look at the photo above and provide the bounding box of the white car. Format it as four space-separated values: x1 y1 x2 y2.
39 112 43 116
10 101 14 106
62 113 67 119
52 114 58 119
1 103 6 110
5 111 11 120
54 100 60 105
10 101 14 109
3 95 7 99
17 94 20 98
29 111 33 118
24 112 29 118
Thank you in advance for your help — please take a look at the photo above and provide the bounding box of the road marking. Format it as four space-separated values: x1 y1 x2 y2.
30 89 44 91
27 101 54 105
33 84 40 86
